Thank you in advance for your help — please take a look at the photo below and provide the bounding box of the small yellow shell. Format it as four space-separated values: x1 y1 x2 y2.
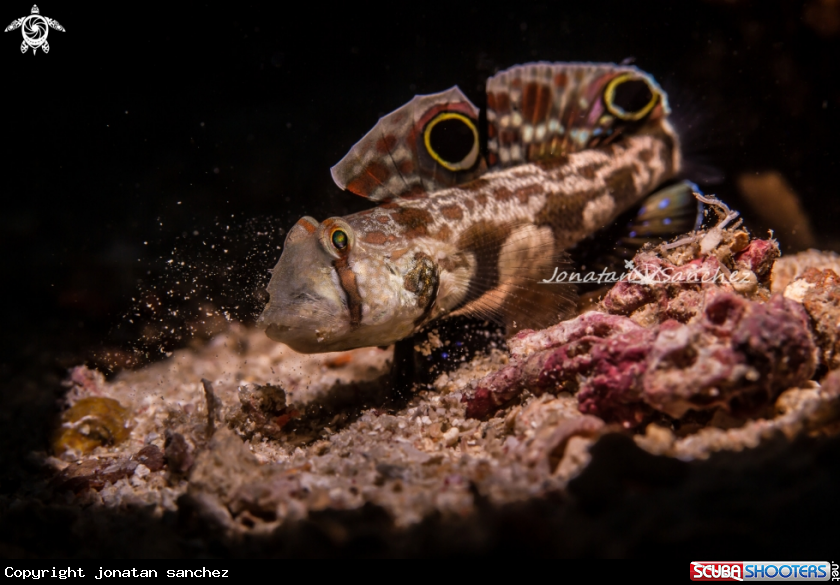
52 397 131 455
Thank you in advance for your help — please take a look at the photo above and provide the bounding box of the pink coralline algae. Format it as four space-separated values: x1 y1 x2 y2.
734 238 779 281
464 290 817 428
602 255 724 321
463 233 815 426
601 238 779 324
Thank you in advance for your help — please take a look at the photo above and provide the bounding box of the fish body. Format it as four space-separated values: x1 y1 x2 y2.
259 62 684 353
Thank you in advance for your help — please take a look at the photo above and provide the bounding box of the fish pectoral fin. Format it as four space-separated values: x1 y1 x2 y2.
447 221 577 333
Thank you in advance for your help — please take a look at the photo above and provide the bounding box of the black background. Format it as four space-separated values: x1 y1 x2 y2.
1 0 839 556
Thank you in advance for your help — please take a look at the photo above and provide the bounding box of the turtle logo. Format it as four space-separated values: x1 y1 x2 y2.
5 5 64 54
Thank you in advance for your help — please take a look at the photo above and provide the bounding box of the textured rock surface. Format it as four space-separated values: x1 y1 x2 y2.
464 229 820 426
783 268 840 371
464 292 817 426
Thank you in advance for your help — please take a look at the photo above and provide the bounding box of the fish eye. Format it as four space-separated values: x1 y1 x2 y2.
319 218 355 258
604 74 659 121
331 229 348 250
423 112 480 172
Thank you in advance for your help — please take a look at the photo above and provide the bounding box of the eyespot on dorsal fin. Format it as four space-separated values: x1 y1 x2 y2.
486 62 670 168
330 87 487 202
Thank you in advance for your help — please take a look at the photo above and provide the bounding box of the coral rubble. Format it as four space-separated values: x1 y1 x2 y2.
464 290 817 427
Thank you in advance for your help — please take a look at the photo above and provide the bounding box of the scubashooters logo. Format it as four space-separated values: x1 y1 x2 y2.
690 561 834 581
4 5 64 54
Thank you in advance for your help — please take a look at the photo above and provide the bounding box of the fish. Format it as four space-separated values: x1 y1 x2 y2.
258 62 694 354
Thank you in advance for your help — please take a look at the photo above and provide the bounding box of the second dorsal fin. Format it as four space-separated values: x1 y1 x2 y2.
330 87 487 202
486 62 670 167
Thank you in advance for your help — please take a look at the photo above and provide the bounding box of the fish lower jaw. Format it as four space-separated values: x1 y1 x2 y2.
268 334 336 354
261 321 368 353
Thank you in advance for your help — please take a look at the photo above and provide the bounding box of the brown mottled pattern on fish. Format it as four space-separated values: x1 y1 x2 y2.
259 62 684 353
346 127 676 250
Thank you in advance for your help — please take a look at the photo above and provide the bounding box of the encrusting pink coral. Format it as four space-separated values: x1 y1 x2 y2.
463 232 818 427
465 291 817 426
601 237 779 325
735 238 779 282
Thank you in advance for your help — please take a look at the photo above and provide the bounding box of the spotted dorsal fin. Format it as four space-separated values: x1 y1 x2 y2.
486 62 670 167
330 87 486 202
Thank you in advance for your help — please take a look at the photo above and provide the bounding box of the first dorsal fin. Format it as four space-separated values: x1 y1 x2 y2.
486 62 670 167
330 87 487 202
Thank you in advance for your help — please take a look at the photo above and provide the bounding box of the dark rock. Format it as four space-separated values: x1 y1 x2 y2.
134 445 165 472
164 431 195 475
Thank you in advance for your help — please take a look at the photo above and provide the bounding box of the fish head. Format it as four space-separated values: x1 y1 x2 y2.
258 215 433 353
258 216 354 353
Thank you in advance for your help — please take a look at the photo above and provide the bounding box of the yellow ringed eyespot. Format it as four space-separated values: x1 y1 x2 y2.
604 73 659 122
423 111 480 172
331 229 348 250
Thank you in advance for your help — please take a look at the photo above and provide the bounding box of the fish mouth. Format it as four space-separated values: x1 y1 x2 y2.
263 322 336 354
255 306 276 329
263 323 292 343
257 303 295 341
